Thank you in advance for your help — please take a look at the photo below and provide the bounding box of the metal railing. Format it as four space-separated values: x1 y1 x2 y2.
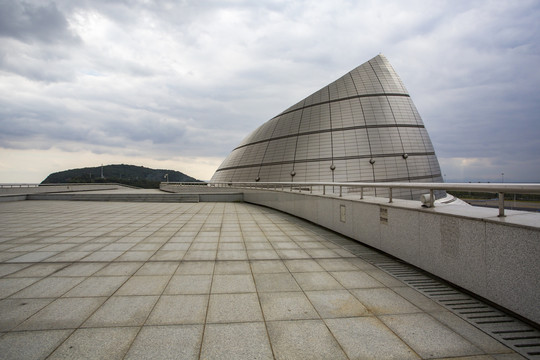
201 181 540 217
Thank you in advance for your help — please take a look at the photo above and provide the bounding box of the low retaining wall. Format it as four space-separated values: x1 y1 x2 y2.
243 189 540 325
0 184 120 196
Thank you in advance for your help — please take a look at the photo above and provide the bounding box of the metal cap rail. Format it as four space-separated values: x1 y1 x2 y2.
197 181 540 217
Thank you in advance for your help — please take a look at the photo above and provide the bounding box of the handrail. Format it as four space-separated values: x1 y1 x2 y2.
192 181 540 217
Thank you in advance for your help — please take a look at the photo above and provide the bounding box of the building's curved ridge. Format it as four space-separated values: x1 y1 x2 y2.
211 54 444 200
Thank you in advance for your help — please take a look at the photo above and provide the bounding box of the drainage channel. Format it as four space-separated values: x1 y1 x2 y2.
353 249 540 360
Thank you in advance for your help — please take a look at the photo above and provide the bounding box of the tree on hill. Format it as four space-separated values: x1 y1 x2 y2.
41 164 201 189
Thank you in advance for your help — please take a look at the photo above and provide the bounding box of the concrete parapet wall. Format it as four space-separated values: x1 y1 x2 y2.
243 189 540 325
0 184 120 196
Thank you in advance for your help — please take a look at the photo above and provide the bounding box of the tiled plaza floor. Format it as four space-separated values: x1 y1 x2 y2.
0 200 524 359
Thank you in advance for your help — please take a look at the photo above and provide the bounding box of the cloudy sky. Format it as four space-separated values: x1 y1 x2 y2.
1 0 539 183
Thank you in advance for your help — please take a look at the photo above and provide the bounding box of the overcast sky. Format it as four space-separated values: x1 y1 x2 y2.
1 0 539 183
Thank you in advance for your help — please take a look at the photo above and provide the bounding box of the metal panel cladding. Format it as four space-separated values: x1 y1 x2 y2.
210 54 444 200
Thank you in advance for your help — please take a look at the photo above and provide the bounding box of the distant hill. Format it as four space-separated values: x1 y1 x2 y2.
42 164 201 189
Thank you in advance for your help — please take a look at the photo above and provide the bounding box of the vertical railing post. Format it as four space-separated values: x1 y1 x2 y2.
389 188 393 203
498 192 505 217
310 185 312 194
360 187 364 200
323 185 326 195
430 189 434 208
339 185 342 197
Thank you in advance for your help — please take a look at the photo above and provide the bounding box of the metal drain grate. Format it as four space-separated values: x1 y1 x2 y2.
355 251 540 359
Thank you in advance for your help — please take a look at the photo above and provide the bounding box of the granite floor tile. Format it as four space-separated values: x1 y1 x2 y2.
94 262 143 276
216 250 249 260
131 243 161 251
124 325 203 360
211 274 256 293
330 271 384 289
63 276 128 297
245 242 273 250
150 250 186 261
254 272 301 292
10 277 85 298
80 251 123 262
218 242 245 250
284 259 324 272
292 272 344 291
272 242 300 250
201 322 273 360
305 248 340 258
48 327 139 360
52 263 106 277
164 274 212 294
115 275 171 295
365 269 406 287
47 251 93 262
0 277 41 299
115 251 155 261
0 263 29 277
183 250 216 260
0 329 73 360
83 295 158 327
259 291 319 321
345 257 377 270
247 250 280 260
161 242 191 251
392 286 447 313
214 260 251 274
0 298 54 331
267 319 348 360
6 251 59 263
191 243 218 250
5 263 63 278
175 261 215 275
146 294 208 325
16 297 106 330
207 293 263 323
134 262 179 276
250 260 288 273
325 316 420 359
276 249 310 259
380 313 483 359
306 290 369 318
297 241 327 249
351 288 421 315
317 258 359 271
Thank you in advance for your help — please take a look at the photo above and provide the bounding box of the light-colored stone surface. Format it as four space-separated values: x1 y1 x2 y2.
201 322 274 360
325 317 420 359
244 188 540 324
125 325 203 360
0 200 524 359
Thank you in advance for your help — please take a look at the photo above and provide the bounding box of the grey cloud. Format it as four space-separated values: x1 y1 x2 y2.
1 0 539 182
0 0 80 44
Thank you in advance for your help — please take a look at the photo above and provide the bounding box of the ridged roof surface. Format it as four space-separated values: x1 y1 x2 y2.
211 54 443 200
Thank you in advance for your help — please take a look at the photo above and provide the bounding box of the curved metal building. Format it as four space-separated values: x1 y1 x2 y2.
211 54 444 200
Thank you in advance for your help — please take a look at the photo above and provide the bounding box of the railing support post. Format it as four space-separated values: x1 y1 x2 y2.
360 187 364 200
323 185 326 195
498 192 505 217
389 188 393 203
339 186 342 197
310 185 312 194
429 189 434 208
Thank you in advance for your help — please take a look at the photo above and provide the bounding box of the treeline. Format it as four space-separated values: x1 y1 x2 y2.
42 164 201 189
